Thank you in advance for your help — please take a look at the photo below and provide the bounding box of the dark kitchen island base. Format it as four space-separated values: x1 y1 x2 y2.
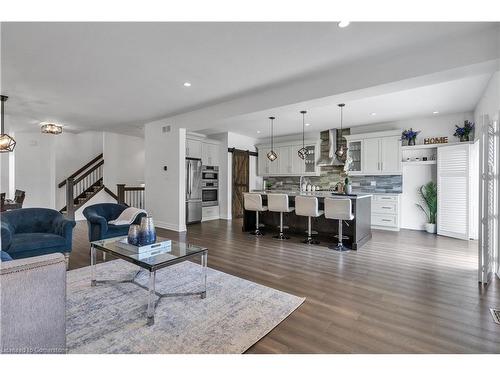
242 192 372 250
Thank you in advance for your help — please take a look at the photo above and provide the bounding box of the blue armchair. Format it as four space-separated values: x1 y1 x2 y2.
83 203 146 242
0 208 76 263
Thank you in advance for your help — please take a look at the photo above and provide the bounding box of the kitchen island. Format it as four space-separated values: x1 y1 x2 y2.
242 190 372 250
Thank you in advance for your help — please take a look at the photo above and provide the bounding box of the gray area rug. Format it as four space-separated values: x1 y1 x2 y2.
66 260 304 353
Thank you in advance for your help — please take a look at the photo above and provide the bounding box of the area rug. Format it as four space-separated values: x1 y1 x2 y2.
66 259 304 353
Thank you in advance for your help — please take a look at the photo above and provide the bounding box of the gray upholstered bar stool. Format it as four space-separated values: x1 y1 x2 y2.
324 197 354 252
243 193 268 236
267 193 295 240
295 195 323 244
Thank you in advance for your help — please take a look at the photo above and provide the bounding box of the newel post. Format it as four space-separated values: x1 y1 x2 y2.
117 184 125 205
66 177 75 220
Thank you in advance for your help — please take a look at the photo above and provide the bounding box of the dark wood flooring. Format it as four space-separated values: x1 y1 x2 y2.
69 219 500 353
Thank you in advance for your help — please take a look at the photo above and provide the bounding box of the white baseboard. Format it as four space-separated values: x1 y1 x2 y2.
202 216 220 222
155 220 187 232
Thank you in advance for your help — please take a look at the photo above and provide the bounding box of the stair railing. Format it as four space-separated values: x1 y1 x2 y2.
117 184 145 209
61 154 104 219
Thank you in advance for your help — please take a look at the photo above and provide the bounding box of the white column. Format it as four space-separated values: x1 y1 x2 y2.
144 121 186 232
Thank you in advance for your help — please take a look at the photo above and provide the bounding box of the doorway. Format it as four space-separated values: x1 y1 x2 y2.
232 149 249 219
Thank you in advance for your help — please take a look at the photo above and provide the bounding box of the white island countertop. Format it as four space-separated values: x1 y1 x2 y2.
250 190 372 199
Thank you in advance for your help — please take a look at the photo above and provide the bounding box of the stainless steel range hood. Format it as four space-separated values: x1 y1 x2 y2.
316 129 345 166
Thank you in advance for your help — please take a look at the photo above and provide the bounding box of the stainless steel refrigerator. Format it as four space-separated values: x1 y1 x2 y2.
185 157 202 224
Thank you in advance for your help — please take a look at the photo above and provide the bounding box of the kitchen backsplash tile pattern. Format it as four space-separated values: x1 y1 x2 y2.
263 167 402 193
263 165 343 190
350 175 402 193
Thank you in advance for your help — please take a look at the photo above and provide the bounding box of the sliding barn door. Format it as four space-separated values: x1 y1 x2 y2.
478 114 499 284
437 143 470 240
232 150 249 219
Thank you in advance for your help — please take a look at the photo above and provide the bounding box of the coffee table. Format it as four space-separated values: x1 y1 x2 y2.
90 236 208 326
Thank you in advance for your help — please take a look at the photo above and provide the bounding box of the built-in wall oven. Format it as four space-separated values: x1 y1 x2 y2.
202 165 219 181
202 166 219 207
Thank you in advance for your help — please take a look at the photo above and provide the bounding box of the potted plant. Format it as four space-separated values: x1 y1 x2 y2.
416 181 437 233
454 120 475 142
401 128 421 146
344 176 352 194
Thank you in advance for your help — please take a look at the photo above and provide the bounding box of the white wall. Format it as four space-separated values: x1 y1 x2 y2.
55 131 103 209
401 165 437 230
13 132 56 208
0 153 10 195
144 122 186 232
103 132 145 194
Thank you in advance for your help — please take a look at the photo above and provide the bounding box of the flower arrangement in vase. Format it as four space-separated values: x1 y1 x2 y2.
401 128 421 146
454 120 474 142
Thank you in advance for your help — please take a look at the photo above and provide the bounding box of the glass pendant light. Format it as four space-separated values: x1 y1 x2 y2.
0 95 16 153
267 116 278 161
335 103 347 158
41 123 63 135
298 110 308 160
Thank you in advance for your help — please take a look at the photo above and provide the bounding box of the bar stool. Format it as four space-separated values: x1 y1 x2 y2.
295 196 323 244
324 198 354 252
243 193 267 236
268 193 294 240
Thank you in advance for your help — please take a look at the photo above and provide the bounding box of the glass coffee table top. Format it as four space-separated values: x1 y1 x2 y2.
91 236 207 271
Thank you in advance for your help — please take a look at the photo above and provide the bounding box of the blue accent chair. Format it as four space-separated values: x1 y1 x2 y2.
1 208 76 261
83 203 146 242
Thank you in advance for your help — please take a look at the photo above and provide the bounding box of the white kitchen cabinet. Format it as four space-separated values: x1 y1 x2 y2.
256 141 319 177
380 137 402 173
291 147 306 175
186 138 202 159
363 138 381 174
371 194 401 231
202 142 220 166
346 140 362 174
345 130 402 175
278 146 292 175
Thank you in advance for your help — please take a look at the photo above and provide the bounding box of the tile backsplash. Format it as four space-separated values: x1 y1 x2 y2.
263 168 402 194
350 175 402 194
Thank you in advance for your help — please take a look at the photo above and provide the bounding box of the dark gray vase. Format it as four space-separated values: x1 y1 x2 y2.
139 216 156 246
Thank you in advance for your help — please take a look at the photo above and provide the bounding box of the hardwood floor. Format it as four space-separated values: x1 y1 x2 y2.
69 219 500 353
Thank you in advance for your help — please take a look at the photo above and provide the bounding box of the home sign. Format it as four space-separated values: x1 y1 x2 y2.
423 137 448 145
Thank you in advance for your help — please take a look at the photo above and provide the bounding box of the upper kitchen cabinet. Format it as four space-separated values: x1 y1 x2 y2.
186 138 202 159
257 140 319 177
345 130 402 175
187 134 221 166
202 141 220 166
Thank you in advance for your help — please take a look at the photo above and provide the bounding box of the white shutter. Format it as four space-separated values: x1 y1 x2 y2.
437 143 470 239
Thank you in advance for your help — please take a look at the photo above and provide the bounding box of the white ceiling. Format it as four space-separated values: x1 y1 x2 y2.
199 73 493 139
1 22 498 134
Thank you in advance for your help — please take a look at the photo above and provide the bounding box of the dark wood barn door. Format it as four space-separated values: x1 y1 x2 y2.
232 150 249 219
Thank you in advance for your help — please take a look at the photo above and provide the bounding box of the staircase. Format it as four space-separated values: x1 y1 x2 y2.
58 154 116 218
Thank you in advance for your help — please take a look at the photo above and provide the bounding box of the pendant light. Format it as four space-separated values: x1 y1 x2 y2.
0 95 16 153
41 123 63 135
267 116 278 161
335 103 347 158
298 110 308 160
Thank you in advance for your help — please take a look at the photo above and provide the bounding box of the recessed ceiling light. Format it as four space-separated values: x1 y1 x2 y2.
183 82 192 87
305 123 311 127
370 112 377 116
338 21 350 28
433 111 439 114
256 130 261 134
